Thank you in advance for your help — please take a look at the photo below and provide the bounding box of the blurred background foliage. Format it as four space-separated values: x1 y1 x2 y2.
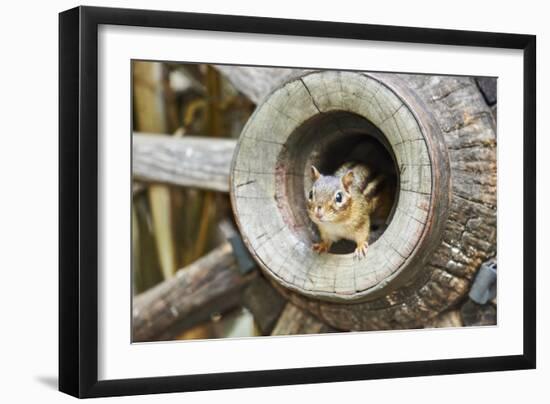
132 61 257 339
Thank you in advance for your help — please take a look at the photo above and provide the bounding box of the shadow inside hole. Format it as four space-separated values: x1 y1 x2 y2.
277 111 399 255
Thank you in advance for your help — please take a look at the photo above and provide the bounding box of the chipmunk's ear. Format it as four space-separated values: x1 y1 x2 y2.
341 170 354 192
310 166 321 182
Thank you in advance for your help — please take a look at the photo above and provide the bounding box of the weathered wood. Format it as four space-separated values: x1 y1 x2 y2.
229 69 496 331
215 65 308 104
230 71 449 303
271 303 335 335
424 309 463 329
133 133 237 192
132 242 256 342
241 276 287 335
275 74 496 331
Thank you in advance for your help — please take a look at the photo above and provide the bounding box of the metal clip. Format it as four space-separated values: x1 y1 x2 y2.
469 258 497 304
219 220 256 275
228 234 256 275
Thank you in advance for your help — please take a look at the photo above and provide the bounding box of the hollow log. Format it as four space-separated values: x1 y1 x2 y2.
271 303 335 336
132 242 256 341
230 71 496 330
132 133 236 192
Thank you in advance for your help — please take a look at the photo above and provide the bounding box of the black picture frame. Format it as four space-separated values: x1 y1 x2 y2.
59 6 536 398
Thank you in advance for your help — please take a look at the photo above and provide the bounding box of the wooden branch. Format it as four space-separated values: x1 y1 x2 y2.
215 65 308 104
271 303 335 336
133 133 236 192
132 242 256 342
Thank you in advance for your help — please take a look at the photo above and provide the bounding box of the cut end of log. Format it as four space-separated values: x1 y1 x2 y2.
230 71 450 303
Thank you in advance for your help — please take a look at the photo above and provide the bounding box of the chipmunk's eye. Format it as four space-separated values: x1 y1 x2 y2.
335 192 343 203
308 190 313 200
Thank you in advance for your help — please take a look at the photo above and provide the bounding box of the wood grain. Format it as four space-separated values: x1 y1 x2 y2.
230 71 449 303
132 67 496 332
133 133 236 192
279 74 496 330
229 70 495 330
215 65 308 104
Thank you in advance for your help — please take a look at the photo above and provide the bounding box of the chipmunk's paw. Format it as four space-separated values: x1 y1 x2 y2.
312 242 330 254
354 242 369 260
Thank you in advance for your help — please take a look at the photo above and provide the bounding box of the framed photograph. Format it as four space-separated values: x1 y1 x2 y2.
59 6 536 398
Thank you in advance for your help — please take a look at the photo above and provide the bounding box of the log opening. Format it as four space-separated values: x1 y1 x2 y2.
277 111 399 253
231 71 451 303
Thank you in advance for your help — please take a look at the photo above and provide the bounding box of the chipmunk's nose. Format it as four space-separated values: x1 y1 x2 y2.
315 206 323 219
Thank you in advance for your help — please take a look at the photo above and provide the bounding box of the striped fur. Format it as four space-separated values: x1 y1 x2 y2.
307 162 394 259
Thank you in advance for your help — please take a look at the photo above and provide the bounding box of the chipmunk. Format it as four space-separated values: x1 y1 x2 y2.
306 162 394 259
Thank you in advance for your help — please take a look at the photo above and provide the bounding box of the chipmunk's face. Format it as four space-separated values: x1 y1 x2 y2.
307 166 352 224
